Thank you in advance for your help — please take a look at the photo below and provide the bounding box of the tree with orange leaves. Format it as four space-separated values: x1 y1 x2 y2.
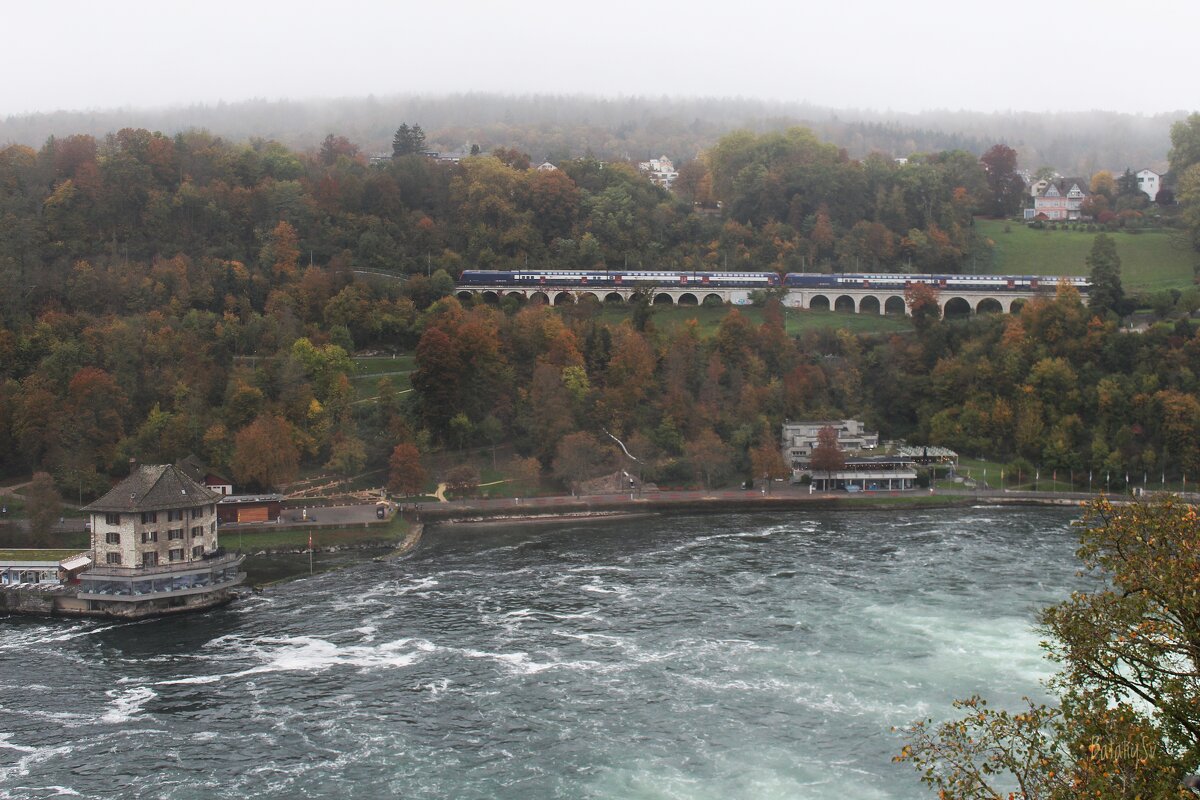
904 281 941 330
261 220 300 280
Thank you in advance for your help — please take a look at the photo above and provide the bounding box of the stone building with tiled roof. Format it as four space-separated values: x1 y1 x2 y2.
73 465 244 617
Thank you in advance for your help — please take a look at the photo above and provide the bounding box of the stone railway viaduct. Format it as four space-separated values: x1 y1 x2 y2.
455 283 1070 316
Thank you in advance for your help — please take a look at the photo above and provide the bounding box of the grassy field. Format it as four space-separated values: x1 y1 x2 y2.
224 517 410 552
351 355 413 402
976 218 1197 291
0 548 82 561
354 355 415 374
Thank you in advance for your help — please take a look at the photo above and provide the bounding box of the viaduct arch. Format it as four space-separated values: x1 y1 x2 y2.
456 284 1069 316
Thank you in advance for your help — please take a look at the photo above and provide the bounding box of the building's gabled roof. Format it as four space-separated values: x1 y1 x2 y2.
175 454 206 481
175 454 230 487
83 465 221 513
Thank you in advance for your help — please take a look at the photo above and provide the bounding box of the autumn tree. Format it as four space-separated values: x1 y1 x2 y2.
904 282 941 331
751 438 790 483
808 425 845 489
552 431 614 494
318 134 358 166
1089 170 1116 201
684 427 733 489
325 430 365 475
510 456 542 491
261 220 300 280
980 144 1025 218
898 496 1200 799
231 415 300 490
1171 115 1200 258
25 471 61 546
388 443 426 497
1086 233 1124 317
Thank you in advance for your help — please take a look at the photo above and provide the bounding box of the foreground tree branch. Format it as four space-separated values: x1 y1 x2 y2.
897 496 1200 799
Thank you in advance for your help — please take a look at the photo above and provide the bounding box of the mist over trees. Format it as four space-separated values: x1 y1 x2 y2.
0 94 1182 175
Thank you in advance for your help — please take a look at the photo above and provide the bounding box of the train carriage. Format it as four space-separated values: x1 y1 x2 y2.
457 270 1088 295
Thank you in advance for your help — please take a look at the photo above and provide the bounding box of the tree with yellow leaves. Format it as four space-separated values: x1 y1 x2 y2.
896 495 1200 798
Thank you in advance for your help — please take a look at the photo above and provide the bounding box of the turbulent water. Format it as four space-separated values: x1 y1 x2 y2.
0 507 1085 799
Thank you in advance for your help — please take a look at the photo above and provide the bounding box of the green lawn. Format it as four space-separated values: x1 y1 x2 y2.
0 548 82 561
976 218 1197 291
350 355 414 402
575 304 911 337
223 517 409 552
353 355 415 375
351 372 412 402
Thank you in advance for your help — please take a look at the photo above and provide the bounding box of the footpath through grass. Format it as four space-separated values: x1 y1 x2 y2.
976 218 1196 291
351 355 414 402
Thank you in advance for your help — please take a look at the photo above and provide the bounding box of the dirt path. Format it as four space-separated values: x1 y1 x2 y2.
0 481 29 497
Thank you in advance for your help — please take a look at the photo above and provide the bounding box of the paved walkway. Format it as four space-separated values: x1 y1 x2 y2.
411 484 1195 524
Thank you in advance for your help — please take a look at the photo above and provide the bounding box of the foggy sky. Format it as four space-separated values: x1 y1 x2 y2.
4 0 1195 117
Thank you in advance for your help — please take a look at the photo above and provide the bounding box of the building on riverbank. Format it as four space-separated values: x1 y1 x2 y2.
76 465 245 617
217 494 284 524
805 456 919 491
781 420 879 470
1 465 245 619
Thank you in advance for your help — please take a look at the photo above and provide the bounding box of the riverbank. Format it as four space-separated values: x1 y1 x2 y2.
0 487 1145 599
418 487 1099 530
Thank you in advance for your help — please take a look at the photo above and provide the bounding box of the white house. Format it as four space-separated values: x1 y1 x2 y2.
638 155 678 190
1136 169 1161 202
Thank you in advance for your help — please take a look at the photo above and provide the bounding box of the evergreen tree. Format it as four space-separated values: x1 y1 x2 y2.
392 123 427 157
1086 233 1124 316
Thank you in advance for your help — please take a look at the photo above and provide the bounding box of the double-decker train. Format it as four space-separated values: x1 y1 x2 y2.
783 273 1090 291
457 270 779 288
457 270 1089 292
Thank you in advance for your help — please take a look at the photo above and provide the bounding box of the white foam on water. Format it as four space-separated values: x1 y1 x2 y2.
0 733 79 787
0 733 41 754
458 647 604 675
551 630 624 648
156 673 224 686
579 577 633 599
158 634 437 686
42 622 133 642
565 565 632 573
2 707 95 730
100 686 156 724
0 786 81 800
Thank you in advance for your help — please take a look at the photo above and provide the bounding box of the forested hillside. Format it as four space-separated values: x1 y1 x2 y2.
1 119 1198 499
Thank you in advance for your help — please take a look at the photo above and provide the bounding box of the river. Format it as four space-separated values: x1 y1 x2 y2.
0 506 1085 799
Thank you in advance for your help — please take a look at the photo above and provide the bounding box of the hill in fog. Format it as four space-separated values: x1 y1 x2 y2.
0 94 1184 175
